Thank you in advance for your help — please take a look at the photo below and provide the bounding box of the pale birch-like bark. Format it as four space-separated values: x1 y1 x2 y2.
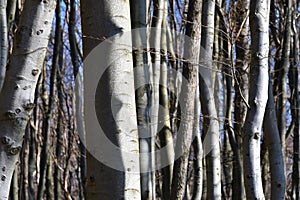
37 2 61 198
199 0 221 199
130 0 154 199
150 0 164 134
81 0 141 199
0 0 8 91
242 0 270 199
191 75 203 200
263 76 286 200
158 2 174 198
0 0 56 199
149 2 165 197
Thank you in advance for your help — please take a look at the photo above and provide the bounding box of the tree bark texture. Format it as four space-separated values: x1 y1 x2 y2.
0 0 56 198
242 0 270 199
81 0 141 199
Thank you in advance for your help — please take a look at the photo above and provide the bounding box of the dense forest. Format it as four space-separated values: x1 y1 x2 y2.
0 0 299 199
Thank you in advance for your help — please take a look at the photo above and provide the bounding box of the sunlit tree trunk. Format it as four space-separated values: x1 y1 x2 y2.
199 0 221 199
150 1 165 197
130 0 154 199
191 75 203 200
0 0 8 91
0 0 56 198
37 2 61 198
81 0 141 199
242 0 270 199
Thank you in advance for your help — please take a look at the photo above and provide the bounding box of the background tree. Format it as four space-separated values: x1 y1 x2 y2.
0 0 299 199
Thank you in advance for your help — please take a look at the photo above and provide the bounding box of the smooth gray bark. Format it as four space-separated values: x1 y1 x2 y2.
199 0 221 199
158 3 174 198
130 1 154 199
191 77 203 200
0 0 56 199
242 0 270 199
149 2 165 197
81 0 141 199
0 0 8 91
263 76 286 200
37 2 61 198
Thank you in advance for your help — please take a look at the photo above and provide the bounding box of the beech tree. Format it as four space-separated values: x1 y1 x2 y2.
242 0 270 199
0 0 298 199
199 0 221 198
81 0 141 199
0 0 56 198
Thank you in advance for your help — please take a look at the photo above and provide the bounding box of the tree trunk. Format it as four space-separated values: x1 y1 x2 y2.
37 2 61 196
242 0 270 199
28 93 39 200
277 0 292 170
170 0 201 199
150 1 165 197
290 7 300 198
10 165 19 200
233 0 249 199
130 0 154 199
191 79 203 200
0 0 8 91
68 0 86 197
81 0 141 199
0 0 55 198
6 0 17 31
158 2 174 199
199 0 222 199
55 13 66 199
263 75 286 200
